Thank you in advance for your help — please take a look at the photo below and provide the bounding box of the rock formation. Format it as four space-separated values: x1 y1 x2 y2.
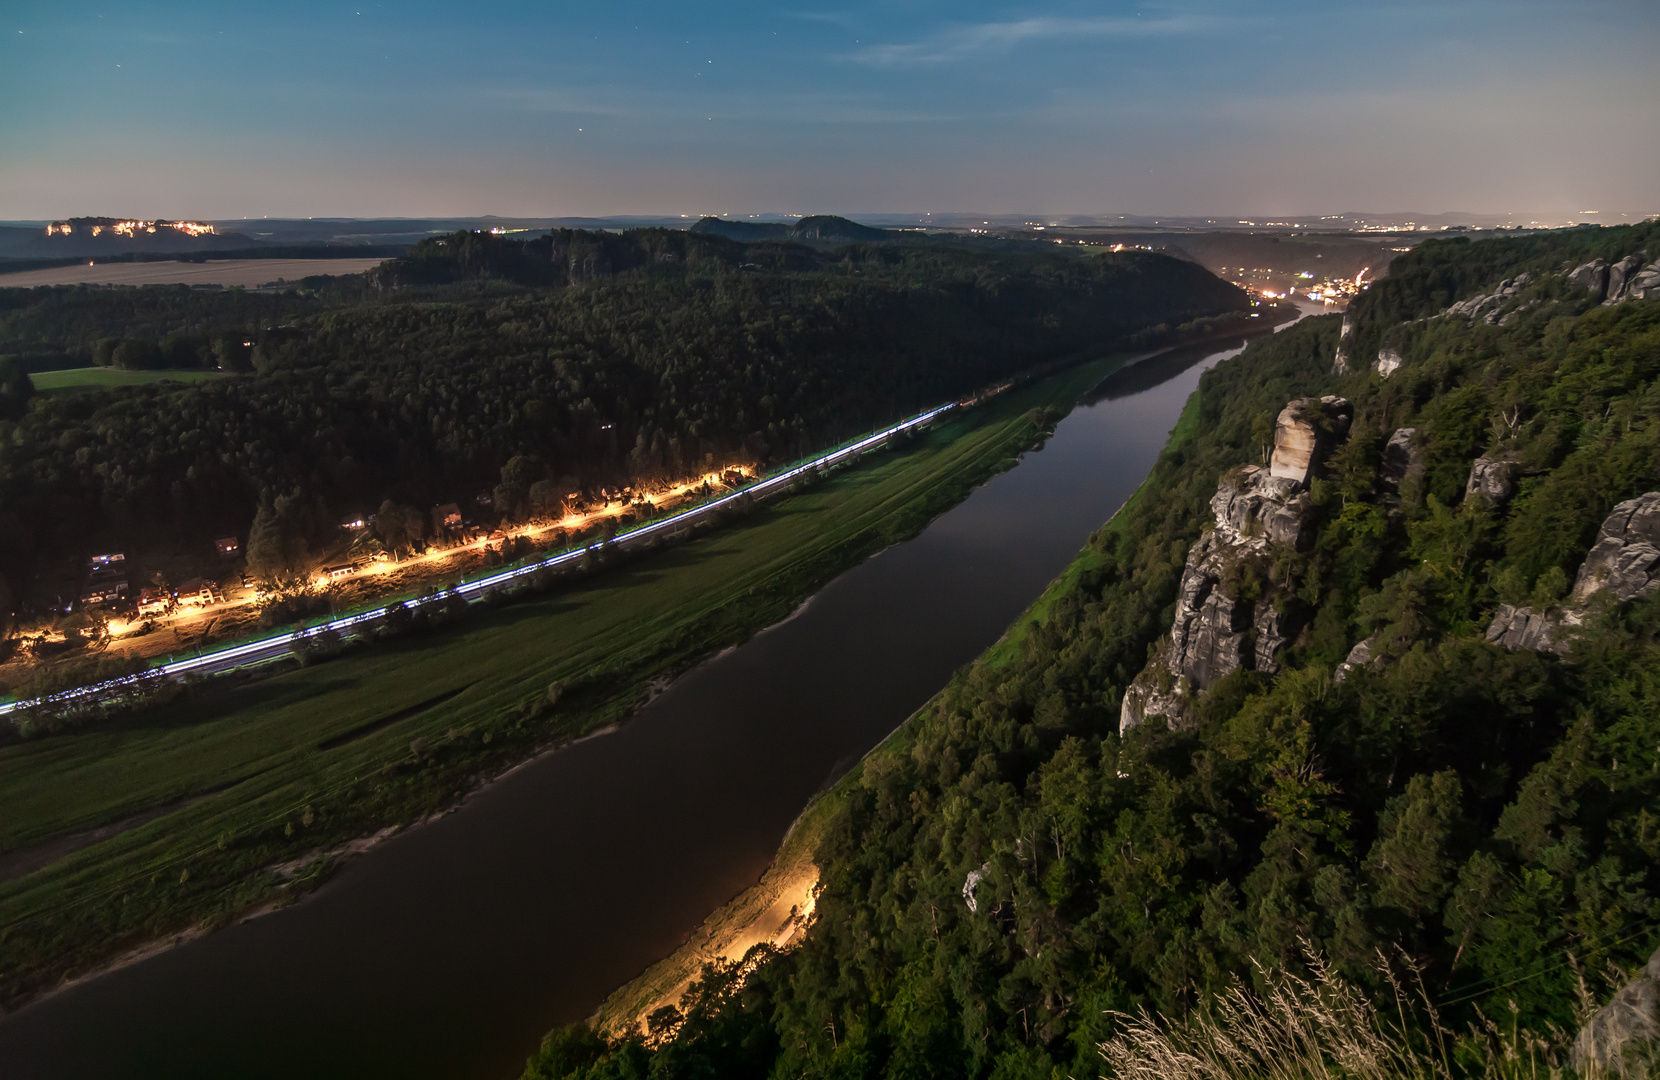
1465 456 1523 504
1332 315 1355 375
1566 254 1658 304
1487 491 1660 656
1485 604 1572 655
1572 943 1660 1078
1121 397 1350 734
1444 273 1533 324
1332 636 1377 683
1570 491 1660 604
1567 259 1609 299
1269 396 1354 485
1379 428 1422 493
1373 348 1404 378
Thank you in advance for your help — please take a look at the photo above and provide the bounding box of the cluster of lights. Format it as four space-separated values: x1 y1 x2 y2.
0 396 962 716
0 402 957 718
46 218 216 239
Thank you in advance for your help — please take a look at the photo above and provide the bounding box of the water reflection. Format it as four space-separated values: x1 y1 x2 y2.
1084 336 1248 402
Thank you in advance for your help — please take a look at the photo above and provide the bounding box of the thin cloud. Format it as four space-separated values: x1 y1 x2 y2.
847 14 1217 67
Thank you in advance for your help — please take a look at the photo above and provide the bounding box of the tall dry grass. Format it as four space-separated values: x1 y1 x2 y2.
1098 948 1586 1080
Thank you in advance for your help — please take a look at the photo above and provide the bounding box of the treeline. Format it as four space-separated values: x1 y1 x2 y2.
524 224 1660 1079
0 230 1245 594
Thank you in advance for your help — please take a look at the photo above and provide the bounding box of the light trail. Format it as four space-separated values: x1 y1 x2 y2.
0 402 957 718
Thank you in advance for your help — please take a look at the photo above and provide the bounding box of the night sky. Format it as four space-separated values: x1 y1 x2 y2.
2 1 1656 219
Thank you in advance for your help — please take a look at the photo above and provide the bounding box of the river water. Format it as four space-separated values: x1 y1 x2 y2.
0 327 1287 1080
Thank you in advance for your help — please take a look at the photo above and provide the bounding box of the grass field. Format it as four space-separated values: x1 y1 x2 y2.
0 350 1126 1009
28 367 232 394
0 257 386 289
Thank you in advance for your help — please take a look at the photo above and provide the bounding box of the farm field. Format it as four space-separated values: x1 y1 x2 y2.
0 350 1121 1009
28 367 233 393
0 258 386 289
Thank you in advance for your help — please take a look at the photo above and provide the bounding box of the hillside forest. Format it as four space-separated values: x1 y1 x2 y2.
0 228 1245 616
522 223 1660 1080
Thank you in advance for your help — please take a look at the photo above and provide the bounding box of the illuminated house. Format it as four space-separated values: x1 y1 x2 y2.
79 553 130 607
175 578 224 607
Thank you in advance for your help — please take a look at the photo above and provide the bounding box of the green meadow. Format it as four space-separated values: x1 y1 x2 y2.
27 367 232 394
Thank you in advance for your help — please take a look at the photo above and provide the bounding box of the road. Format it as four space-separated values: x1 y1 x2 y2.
0 402 957 718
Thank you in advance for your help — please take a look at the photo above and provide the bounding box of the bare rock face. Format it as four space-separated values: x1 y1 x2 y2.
1568 254 1658 305
1270 396 1353 485
1605 255 1646 305
1122 407 1350 735
1607 254 1660 305
1332 315 1355 375
1333 636 1377 683
1487 492 1660 656
1445 273 1534 324
1373 348 1405 378
1485 604 1570 655
1627 260 1660 302
1465 456 1523 504
1567 259 1609 299
1571 492 1660 603
1379 428 1423 492
1213 465 1315 549
1571 944 1660 1078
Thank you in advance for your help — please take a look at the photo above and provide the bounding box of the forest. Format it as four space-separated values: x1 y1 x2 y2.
522 221 1660 1079
0 229 1244 607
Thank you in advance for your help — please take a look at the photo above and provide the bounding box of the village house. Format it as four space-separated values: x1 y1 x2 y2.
432 503 463 534
175 578 225 608
136 587 171 616
79 553 130 607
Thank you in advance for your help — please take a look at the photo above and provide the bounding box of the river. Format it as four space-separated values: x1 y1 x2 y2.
0 323 1299 1080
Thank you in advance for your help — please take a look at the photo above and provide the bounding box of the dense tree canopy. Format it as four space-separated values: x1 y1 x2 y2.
524 223 1660 1080
0 230 1244 597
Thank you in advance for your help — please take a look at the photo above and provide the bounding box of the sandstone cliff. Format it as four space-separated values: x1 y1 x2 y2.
1567 253 1660 305
1120 396 1351 733
1487 491 1660 655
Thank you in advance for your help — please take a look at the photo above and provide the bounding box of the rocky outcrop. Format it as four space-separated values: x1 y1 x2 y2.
1487 492 1660 655
1379 428 1422 493
1571 492 1660 603
962 862 990 913
1332 315 1355 375
1485 604 1572 655
1213 466 1315 549
1566 254 1659 304
1333 636 1378 683
1571 943 1660 1078
1373 348 1405 378
1445 273 1533 324
1465 456 1523 504
1269 396 1354 485
1626 261 1660 302
1567 259 1609 299
1121 398 1351 734
1607 254 1660 305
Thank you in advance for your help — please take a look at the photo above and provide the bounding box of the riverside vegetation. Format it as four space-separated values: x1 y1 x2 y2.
0 230 1255 1009
523 222 1660 1080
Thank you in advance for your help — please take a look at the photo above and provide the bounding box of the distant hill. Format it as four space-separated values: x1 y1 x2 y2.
687 218 790 241
789 215 890 241
689 215 891 243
